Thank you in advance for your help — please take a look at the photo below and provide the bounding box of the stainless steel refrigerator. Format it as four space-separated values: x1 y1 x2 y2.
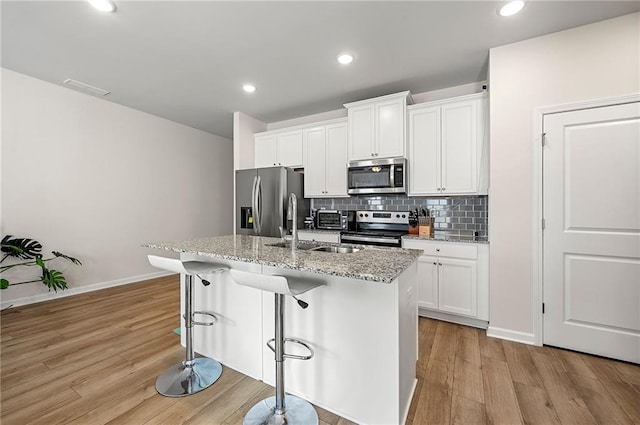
235 167 308 237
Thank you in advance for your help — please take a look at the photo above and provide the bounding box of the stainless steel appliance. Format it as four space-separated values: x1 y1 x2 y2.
347 157 406 195
235 167 308 237
340 210 409 247
315 210 354 230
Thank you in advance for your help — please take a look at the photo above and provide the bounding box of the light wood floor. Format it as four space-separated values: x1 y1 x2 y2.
1 276 638 425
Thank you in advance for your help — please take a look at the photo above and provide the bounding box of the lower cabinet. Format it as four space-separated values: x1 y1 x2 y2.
298 230 340 244
403 238 488 326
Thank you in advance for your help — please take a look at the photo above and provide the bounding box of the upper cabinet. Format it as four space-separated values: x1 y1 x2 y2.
254 129 303 168
408 93 488 196
344 91 412 161
303 119 348 198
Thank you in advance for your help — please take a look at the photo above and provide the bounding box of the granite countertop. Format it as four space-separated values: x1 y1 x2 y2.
144 235 422 283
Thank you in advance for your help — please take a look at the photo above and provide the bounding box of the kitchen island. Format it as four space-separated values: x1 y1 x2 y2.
145 235 421 425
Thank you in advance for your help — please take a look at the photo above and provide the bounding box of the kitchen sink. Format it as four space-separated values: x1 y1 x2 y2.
311 246 360 254
266 242 318 250
266 242 360 253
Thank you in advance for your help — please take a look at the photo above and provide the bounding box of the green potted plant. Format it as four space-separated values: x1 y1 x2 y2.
0 235 82 292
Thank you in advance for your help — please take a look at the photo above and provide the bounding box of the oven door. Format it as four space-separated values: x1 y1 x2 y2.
340 233 402 247
347 158 405 195
316 211 344 230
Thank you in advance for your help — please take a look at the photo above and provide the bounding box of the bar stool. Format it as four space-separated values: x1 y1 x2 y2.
229 269 325 425
148 255 229 397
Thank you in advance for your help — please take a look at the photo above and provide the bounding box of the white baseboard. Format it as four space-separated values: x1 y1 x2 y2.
0 271 173 310
486 325 536 345
419 308 489 329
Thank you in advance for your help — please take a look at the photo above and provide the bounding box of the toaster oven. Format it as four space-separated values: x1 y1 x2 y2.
315 210 351 230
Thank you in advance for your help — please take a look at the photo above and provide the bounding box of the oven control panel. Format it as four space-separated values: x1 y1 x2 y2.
355 210 409 224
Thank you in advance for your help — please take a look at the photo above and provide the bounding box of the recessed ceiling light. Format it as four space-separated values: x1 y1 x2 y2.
337 52 355 65
87 0 117 12
499 0 525 17
243 84 256 93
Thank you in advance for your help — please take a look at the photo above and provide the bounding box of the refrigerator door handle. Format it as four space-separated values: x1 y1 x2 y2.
252 176 259 235
254 175 262 234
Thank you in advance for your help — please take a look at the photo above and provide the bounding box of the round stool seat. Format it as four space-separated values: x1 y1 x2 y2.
148 255 228 397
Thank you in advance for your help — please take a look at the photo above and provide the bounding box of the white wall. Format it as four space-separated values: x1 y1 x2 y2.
1 68 233 307
233 111 266 171
488 13 640 341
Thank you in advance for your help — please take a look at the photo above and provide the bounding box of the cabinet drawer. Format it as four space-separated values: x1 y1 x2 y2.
298 231 340 244
403 239 478 260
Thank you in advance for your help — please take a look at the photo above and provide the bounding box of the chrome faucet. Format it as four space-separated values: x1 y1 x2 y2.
287 193 298 251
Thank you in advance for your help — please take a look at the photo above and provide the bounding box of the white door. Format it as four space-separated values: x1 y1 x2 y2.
417 256 438 309
408 105 441 195
441 99 478 194
324 122 348 197
438 257 478 317
254 134 278 168
543 101 640 364
276 130 303 168
376 97 405 158
303 127 326 197
348 105 374 161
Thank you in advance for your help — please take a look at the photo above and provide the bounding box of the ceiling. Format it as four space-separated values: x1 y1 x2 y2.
2 1 638 140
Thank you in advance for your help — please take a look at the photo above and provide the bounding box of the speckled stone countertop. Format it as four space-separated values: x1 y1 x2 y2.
144 235 422 283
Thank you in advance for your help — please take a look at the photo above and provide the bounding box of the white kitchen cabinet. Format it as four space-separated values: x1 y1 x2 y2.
303 119 348 198
416 256 438 309
403 238 488 327
344 91 412 161
298 230 340 244
254 134 278 168
408 93 488 196
254 129 303 168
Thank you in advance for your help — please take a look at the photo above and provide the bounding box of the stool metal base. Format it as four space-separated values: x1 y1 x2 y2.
155 357 222 397
243 395 318 425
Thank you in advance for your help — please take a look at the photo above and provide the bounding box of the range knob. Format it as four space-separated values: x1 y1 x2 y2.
396 214 400 218
402 214 406 218
365 213 369 217
359 213 364 217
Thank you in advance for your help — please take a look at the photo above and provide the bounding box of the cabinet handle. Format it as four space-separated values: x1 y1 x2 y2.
436 248 440 252
438 263 442 266
433 262 437 265
441 187 445 191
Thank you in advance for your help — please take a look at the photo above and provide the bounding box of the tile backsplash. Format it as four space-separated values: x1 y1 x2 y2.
312 195 488 238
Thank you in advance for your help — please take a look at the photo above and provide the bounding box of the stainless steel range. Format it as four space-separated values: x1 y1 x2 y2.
340 210 409 247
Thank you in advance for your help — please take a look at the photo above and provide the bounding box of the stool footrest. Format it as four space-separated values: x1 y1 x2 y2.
267 337 314 360
192 311 217 327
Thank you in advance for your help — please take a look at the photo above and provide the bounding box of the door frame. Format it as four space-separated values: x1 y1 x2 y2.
532 93 640 346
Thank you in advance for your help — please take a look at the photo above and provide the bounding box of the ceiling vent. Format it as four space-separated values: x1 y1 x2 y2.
62 78 111 96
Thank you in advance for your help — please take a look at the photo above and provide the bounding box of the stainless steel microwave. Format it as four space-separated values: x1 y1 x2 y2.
347 158 406 195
